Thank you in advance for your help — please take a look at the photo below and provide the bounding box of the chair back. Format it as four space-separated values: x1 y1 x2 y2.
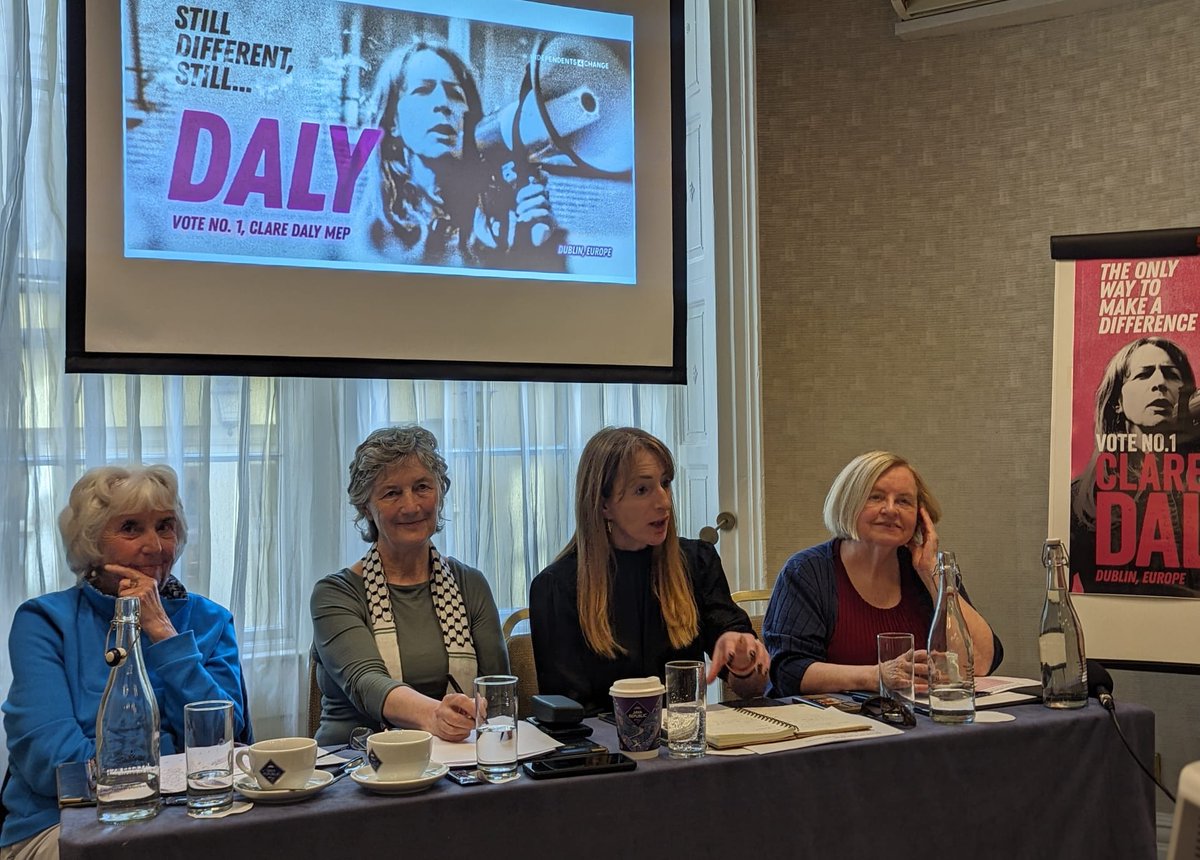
730 588 772 640
306 655 322 738
720 588 772 701
503 608 539 718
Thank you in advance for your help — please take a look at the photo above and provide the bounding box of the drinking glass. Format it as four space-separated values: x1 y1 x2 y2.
664 660 706 758
474 675 519 783
349 726 373 752
184 700 234 815
876 633 916 724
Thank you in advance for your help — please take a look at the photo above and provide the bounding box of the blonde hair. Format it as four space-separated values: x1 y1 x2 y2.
58 465 188 577
560 427 699 658
822 451 941 540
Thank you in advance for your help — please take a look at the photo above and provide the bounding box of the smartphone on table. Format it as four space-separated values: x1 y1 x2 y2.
522 751 636 780
445 768 487 786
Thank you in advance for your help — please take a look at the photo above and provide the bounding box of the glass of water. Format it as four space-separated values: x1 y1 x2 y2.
474 675 519 783
184 700 234 815
664 660 706 758
876 632 916 724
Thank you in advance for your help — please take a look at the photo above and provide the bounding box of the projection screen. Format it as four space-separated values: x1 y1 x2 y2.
65 0 685 382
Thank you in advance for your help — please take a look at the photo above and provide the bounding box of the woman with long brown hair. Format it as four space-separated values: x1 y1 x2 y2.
530 427 767 713
1069 337 1200 594
360 40 558 268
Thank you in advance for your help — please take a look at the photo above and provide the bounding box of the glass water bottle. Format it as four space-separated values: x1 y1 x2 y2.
1038 539 1088 709
927 551 975 724
95 596 161 823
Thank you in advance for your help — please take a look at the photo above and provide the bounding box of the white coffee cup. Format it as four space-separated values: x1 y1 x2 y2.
367 730 432 781
234 737 317 791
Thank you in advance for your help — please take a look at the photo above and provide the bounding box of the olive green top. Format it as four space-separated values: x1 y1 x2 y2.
310 557 509 745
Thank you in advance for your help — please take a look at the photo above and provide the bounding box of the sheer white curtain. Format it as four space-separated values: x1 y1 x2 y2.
0 0 681 766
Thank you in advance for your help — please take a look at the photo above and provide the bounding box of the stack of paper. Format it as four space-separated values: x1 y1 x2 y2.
431 720 561 767
915 676 1042 711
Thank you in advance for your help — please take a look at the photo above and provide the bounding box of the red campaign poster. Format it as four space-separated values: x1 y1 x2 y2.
1069 256 1200 597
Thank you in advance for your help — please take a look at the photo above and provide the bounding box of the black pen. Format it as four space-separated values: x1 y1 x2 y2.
446 674 465 695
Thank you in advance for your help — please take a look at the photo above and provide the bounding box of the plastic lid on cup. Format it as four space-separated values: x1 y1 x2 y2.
609 677 665 698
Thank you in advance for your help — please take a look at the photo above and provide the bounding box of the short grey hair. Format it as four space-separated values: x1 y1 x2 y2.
822 451 941 540
348 425 451 542
58 464 188 577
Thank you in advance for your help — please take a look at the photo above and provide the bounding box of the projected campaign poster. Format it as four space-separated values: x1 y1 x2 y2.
122 1 635 283
1068 256 1200 598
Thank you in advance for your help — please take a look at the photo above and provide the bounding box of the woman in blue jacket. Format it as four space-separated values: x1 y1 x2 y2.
1 465 251 860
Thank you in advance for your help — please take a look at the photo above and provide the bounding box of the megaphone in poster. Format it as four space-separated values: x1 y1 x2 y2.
474 34 633 177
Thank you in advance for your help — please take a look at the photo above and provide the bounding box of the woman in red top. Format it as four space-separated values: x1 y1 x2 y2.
762 451 1002 696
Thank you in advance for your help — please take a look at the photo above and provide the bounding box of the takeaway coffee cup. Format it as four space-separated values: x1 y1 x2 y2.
234 737 317 791
609 677 666 760
367 730 432 781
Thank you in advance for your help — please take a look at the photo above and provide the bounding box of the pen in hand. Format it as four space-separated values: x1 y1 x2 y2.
445 674 480 724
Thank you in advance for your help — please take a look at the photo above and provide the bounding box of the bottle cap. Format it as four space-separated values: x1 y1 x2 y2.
1042 539 1068 566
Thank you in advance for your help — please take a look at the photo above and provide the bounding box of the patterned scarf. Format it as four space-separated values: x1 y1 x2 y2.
159 574 188 599
360 543 476 696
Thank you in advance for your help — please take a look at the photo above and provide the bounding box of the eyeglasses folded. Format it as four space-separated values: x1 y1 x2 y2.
858 695 916 727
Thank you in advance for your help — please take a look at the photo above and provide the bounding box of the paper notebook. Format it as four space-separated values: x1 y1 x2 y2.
705 703 871 749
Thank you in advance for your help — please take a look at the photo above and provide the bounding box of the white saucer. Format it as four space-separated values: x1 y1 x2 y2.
351 762 448 795
233 769 334 803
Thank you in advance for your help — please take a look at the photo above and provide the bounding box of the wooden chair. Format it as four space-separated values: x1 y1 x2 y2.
306 655 322 739
722 589 772 700
730 588 772 640
503 608 539 718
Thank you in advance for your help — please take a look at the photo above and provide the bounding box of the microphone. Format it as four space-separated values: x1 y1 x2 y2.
1087 659 1115 711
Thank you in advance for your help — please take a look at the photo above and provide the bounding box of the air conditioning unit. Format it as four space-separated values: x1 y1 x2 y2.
891 0 1128 39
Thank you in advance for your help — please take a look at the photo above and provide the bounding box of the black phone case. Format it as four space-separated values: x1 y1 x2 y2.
531 694 584 726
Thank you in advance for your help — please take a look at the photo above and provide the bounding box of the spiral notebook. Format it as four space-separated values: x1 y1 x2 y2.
705 703 870 749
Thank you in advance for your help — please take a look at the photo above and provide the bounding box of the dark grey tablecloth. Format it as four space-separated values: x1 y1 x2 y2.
58 701 1157 860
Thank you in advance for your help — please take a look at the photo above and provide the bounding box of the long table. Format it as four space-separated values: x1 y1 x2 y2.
59 700 1157 860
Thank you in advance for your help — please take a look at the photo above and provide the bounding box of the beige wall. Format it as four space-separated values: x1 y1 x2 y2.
756 0 1199 806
